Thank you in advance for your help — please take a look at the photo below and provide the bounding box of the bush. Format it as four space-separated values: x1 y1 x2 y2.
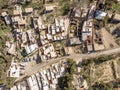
81 58 93 66
82 55 113 66
58 73 74 90
113 3 120 14
94 55 112 64
58 76 67 89
89 82 113 90
105 0 115 10
62 3 70 15
67 59 77 74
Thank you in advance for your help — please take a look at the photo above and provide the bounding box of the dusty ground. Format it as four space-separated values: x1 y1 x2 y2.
100 13 120 49
65 47 75 54
101 28 119 49
90 61 114 84
114 13 120 20
90 58 120 85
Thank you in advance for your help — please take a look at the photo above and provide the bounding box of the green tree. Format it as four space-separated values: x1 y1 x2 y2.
94 55 112 64
62 3 70 15
67 59 76 74
113 2 120 14
58 59 76 90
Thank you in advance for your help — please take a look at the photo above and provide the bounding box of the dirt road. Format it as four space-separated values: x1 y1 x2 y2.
17 47 120 81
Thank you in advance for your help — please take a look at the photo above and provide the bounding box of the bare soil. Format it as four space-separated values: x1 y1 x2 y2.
101 28 119 49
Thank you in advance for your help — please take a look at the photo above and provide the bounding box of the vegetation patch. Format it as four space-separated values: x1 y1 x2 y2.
89 82 113 90
82 61 114 89
113 2 120 14
81 54 120 89
81 55 113 66
62 3 70 15
93 55 112 64
58 59 76 90
105 0 115 10
115 37 120 45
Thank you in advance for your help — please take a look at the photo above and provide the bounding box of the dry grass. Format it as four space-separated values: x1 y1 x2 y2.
101 28 119 49
90 61 114 85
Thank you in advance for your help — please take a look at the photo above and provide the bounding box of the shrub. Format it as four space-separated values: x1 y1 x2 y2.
113 3 120 14
67 59 77 74
89 82 113 90
93 55 112 64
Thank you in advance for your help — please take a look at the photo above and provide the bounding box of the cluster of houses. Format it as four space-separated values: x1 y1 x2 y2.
69 0 107 52
10 60 88 90
10 62 66 90
7 62 20 78
82 4 105 52
81 4 96 52
6 8 70 76
7 61 26 78
32 16 69 43
1 0 116 90
2 0 110 80
1 0 110 63
2 4 70 62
